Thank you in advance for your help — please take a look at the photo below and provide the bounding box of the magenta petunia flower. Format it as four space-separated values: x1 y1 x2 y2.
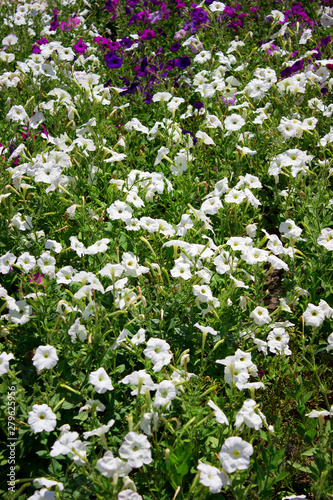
29 272 45 285
140 29 156 41
73 38 88 54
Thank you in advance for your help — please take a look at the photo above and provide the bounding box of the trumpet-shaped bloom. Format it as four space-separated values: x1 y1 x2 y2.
118 490 143 500
192 284 213 303
152 92 172 103
0 352 14 375
327 333 333 353
32 345 58 371
250 306 271 326
235 399 267 430
107 201 133 221
207 400 229 425
6 105 28 123
28 404 57 433
219 436 253 473
120 369 156 395
197 461 231 493
303 304 326 328
317 228 333 250
96 450 132 478
8 300 32 325
153 380 177 408
119 432 152 468
224 113 245 132
143 338 172 372
89 368 114 394
104 51 123 68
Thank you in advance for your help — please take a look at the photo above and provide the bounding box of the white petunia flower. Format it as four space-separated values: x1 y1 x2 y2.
144 338 172 372
303 304 325 328
11 213 33 231
326 333 333 353
6 105 28 123
209 2 226 13
197 461 231 494
44 240 62 253
153 380 177 408
192 284 213 303
267 328 291 355
152 92 172 103
96 450 132 478
194 50 212 64
120 369 156 396
83 418 115 439
28 404 57 433
207 400 229 425
107 200 133 221
219 436 253 473
8 300 32 325
118 490 143 500
224 113 245 132
250 306 271 326
235 399 267 430
69 236 86 257
89 368 114 394
317 228 333 250
68 319 87 343
0 352 14 375
0 252 16 274
194 323 218 336
32 345 58 371
170 261 192 280
33 478 64 491
119 432 152 468
195 130 215 145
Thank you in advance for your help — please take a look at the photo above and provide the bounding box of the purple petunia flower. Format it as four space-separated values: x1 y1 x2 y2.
104 0 119 13
175 56 191 69
104 51 123 69
143 92 153 104
320 36 331 47
119 82 139 96
119 37 133 49
50 8 59 31
165 59 176 70
170 42 181 52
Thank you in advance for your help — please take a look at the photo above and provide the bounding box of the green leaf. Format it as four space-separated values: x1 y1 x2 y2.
206 436 219 448
36 450 49 458
302 448 316 457
305 428 316 441
274 471 289 483
176 462 189 476
292 463 311 474
61 400 76 410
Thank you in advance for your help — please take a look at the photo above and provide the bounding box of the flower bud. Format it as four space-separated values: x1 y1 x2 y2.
122 476 137 492
240 296 247 311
